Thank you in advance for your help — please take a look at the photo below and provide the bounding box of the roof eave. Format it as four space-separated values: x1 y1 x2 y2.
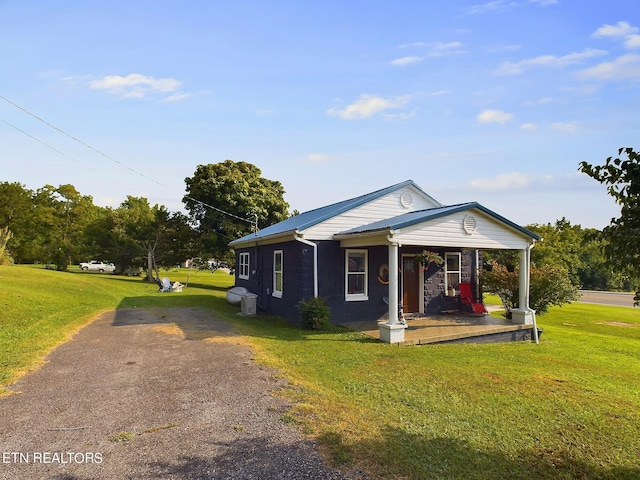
229 229 300 248
333 228 396 240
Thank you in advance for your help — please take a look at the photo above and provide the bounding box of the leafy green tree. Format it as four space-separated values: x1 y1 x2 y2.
486 219 625 292
85 197 196 281
7 184 97 269
85 196 156 277
527 218 584 284
50 185 100 270
183 160 290 262
580 147 640 304
525 219 619 290
84 201 145 273
152 210 198 271
481 265 579 318
0 182 32 263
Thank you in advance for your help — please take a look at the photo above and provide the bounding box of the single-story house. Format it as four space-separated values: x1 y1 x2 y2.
230 180 540 343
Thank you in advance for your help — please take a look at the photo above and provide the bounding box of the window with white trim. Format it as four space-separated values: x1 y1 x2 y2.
238 252 250 280
273 250 283 298
445 252 461 295
345 249 368 301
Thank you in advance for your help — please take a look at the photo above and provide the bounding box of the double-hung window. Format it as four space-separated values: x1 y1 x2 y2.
445 252 461 294
238 252 250 280
273 250 283 298
345 249 368 301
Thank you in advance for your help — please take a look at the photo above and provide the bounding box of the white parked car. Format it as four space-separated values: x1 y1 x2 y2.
79 261 116 272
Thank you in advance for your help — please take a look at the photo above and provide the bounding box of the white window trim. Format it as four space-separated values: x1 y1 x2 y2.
445 252 461 295
273 250 283 298
345 249 369 301
238 252 250 280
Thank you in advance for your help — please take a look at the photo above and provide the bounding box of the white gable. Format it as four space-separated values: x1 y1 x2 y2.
391 209 532 249
303 184 440 240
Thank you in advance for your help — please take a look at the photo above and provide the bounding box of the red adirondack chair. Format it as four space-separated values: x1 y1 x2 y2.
458 282 488 315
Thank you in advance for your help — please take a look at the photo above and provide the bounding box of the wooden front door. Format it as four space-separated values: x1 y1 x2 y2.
402 255 420 313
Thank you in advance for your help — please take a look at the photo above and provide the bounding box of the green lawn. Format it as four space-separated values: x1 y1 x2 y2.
1 264 639 479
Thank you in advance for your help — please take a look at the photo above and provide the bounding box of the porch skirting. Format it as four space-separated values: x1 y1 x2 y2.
342 314 538 346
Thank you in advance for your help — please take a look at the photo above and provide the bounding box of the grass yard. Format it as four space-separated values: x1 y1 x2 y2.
1 265 639 479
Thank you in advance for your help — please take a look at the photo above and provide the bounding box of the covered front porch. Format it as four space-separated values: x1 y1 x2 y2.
342 310 538 346
334 203 541 344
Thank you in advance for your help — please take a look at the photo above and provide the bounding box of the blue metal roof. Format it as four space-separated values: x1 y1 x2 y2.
230 180 440 245
337 202 541 240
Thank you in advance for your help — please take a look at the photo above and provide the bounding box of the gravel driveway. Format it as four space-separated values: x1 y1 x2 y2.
0 308 358 479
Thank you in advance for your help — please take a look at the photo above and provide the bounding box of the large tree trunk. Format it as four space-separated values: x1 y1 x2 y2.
0 226 13 264
146 247 156 282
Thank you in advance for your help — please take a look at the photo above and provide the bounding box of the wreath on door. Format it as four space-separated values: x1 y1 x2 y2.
377 264 389 284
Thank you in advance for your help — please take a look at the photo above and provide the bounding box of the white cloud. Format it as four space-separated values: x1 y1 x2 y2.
383 111 417 121
327 94 410 120
424 151 491 161
393 42 465 64
89 73 185 99
428 42 466 57
592 21 638 39
520 123 538 130
477 109 513 124
592 21 640 50
464 0 509 14
524 97 553 105
399 42 429 48
307 154 333 162
470 172 554 190
578 53 640 81
164 92 191 102
465 0 556 14
390 56 423 66
551 122 579 132
490 44 522 52
390 42 466 67
469 172 596 194
494 49 607 75
626 35 640 49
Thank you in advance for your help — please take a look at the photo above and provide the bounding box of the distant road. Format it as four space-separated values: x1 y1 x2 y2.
578 290 637 308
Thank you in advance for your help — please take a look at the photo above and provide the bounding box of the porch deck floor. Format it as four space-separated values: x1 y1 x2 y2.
341 311 528 346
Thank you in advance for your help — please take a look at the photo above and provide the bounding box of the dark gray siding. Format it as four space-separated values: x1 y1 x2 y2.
422 249 478 314
235 243 480 325
235 241 313 324
316 242 389 324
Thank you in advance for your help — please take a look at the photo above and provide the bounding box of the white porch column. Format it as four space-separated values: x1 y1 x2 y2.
388 241 399 325
511 246 536 328
379 240 407 343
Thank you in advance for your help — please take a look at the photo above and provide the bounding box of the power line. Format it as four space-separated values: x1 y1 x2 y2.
0 117 99 173
0 94 255 227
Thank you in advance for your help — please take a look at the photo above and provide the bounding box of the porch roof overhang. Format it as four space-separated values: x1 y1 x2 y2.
333 202 540 249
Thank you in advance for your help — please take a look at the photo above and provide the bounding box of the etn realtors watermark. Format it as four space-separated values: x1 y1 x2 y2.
3 451 103 464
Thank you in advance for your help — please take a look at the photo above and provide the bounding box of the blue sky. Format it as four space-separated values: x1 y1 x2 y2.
1 0 638 229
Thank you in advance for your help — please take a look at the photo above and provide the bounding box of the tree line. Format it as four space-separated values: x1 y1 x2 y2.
481 147 640 312
0 160 290 281
1 151 639 302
